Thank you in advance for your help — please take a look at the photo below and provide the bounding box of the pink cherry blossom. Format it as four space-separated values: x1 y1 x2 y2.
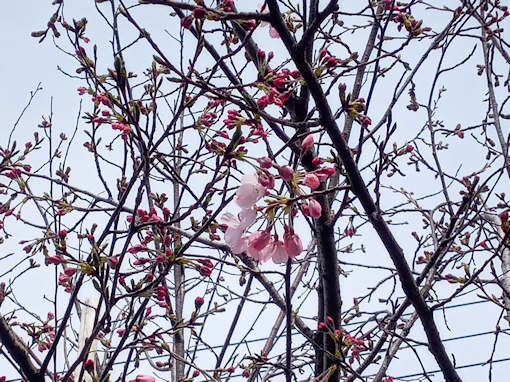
224 223 246 254
268 26 280 38
222 208 257 254
260 239 288 264
235 174 266 208
246 230 271 260
284 228 303 258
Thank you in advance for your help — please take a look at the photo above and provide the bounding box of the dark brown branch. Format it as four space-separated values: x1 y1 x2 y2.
0 316 45 382
266 1 462 381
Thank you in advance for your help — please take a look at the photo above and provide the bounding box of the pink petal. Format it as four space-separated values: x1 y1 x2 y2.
225 226 244 250
239 208 257 228
235 174 266 208
221 212 240 228
271 242 288 264
284 231 303 258
247 230 271 260
259 240 277 262
269 26 280 38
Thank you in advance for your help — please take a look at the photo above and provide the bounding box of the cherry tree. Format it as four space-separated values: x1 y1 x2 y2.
1 0 510 381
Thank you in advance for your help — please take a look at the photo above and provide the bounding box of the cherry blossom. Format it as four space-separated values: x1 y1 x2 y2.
221 208 257 254
235 174 266 208
260 239 288 263
246 230 271 260
283 227 303 258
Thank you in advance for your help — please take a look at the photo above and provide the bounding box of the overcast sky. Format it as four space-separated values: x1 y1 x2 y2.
1 1 510 381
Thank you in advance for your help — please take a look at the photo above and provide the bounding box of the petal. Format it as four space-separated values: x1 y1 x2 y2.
235 183 260 208
242 173 259 185
239 208 257 228
259 241 276 262
225 226 243 247
247 245 263 260
272 242 288 264
269 26 280 38
231 237 248 254
221 212 240 228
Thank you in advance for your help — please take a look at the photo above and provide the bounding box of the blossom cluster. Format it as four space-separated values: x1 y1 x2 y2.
221 134 336 263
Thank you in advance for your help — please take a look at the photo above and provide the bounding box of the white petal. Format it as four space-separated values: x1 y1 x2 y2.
221 212 240 228
239 208 257 228
225 226 243 247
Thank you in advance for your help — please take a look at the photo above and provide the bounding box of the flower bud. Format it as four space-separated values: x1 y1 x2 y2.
84 359 94 374
278 165 294 181
303 173 320 190
257 157 272 168
301 133 314 152
195 296 205 310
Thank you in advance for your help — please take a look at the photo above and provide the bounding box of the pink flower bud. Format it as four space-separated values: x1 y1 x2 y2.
46 256 66 265
181 15 193 29
312 157 323 166
303 173 320 190
303 198 322 218
58 273 70 285
278 165 294 181
134 375 155 382
257 157 272 168
109 256 119 268
258 170 275 189
64 267 77 277
315 166 336 181
192 6 206 19
301 133 314 152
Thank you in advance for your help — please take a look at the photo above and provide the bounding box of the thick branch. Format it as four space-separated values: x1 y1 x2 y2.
0 316 44 382
266 1 461 381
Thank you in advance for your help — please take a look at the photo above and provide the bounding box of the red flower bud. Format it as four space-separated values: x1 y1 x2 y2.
84 359 94 373
195 296 205 310
181 15 193 29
